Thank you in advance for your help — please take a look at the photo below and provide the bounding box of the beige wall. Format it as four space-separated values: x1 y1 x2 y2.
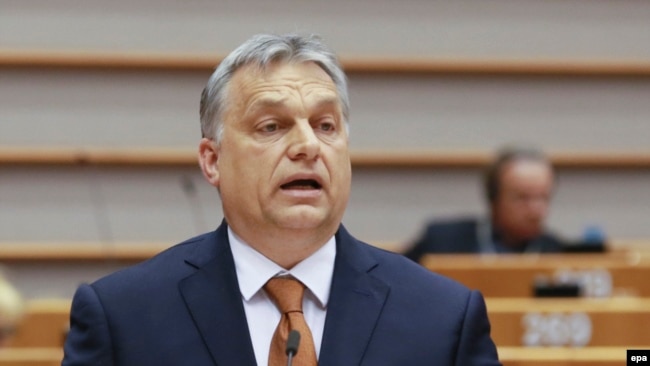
1 0 649 297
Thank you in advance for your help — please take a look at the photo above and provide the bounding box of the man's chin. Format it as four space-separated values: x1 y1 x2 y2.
518 230 543 242
273 207 335 230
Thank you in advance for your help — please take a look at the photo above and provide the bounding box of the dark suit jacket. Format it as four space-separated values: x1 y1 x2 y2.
63 221 501 365
404 217 565 262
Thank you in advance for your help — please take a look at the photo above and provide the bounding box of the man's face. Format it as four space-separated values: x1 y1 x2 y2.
205 61 351 240
491 160 554 243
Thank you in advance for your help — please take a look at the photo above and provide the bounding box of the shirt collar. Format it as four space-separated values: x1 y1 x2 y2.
482 217 541 253
228 227 336 308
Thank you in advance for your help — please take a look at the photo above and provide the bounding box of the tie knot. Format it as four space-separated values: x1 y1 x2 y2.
264 277 305 314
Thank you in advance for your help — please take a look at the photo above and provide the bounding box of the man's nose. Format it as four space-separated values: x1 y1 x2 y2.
287 120 320 160
527 197 548 217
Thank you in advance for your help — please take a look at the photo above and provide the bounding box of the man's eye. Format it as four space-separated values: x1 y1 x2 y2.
318 121 335 132
261 123 278 132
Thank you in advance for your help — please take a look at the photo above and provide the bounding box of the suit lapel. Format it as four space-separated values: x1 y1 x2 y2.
179 223 257 366
319 226 390 366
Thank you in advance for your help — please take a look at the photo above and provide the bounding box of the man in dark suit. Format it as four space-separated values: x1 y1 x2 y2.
62 33 501 365
405 147 565 262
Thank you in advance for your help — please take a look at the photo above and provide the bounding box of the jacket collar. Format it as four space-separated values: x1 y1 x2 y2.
319 225 390 366
179 221 390 366
179 221 257 366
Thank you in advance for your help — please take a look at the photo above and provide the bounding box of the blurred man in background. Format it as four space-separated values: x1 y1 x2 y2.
405 146 565 262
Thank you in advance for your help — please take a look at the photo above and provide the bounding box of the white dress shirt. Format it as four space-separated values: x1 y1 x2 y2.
228 227 336 366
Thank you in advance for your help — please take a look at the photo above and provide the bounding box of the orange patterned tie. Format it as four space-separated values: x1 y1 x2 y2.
264 277 318 366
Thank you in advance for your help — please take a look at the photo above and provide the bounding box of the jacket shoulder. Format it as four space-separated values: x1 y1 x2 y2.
91 231 219 294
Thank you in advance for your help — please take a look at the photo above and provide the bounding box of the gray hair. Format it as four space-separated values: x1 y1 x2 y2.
199 33 350 143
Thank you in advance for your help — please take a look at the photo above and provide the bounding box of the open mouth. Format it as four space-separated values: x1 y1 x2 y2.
280 179 322 190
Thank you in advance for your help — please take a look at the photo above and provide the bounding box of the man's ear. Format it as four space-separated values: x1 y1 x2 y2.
198 138 220 188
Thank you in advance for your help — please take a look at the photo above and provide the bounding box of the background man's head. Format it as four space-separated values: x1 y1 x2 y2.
483 146 555 245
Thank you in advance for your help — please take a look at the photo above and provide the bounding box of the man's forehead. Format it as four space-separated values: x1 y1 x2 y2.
246 94 340 112
233 63 339 105
501 163 554 191
507 160 552 175
236 60 330 79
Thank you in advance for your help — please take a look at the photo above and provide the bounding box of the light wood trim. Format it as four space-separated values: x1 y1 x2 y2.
0 240 646 263
343 58 650 76
0 242 398 262
10 300 71 349
420 252 650 270
486 296 650 313
353 150 650 169
0 348 63 366
498 346 629 366
421 251 650 297
0 147 199 166
2 49 650 76
0 242 171 262
0 49 216 70
2 147 650 169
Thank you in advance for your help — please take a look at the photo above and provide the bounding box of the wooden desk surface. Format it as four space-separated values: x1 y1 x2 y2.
487 297 650 347
6 298 649 365
498 346 634 366
0 346 637 366
421 252 650 297
0 348 62 366
9 299 71 348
